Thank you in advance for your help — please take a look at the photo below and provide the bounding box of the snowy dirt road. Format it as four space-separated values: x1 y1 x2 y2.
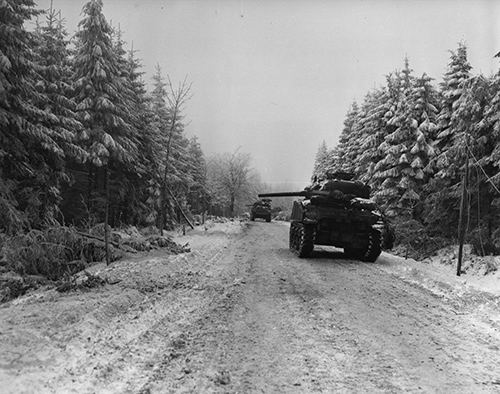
2 220 500 393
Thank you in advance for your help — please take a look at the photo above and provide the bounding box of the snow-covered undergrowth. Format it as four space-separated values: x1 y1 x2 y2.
378 246 500 299
0 224 193 302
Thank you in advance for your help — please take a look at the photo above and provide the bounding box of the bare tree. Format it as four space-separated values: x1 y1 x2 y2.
207 149 259 217
158 75 192 235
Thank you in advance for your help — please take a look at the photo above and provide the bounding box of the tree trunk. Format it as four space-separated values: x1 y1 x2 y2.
86 164 93 231
158 133 174 235
230 194 235 218
159 185 165 236
104 165 110 266
457 149 469 276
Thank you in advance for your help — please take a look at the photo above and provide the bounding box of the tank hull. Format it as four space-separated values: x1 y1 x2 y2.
289 200 388 262
250 208 271 222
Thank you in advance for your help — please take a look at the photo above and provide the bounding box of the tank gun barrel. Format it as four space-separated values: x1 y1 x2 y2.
258 191 307 198
258 190 330 198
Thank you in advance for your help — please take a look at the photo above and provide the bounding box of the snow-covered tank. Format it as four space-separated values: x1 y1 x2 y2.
249 199 272 222
258 173 394 262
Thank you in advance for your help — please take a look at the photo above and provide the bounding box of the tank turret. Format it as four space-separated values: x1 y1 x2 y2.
258 173 394 261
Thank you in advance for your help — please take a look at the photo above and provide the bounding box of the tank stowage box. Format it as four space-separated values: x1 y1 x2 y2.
250 199 272 222
259 173 394 262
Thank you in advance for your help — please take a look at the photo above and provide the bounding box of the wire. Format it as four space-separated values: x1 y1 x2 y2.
464 141 500 196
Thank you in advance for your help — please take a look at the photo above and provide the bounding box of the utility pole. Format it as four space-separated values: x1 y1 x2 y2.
457 143 470 276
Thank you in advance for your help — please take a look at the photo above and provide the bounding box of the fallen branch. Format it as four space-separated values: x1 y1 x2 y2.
76 232 121 248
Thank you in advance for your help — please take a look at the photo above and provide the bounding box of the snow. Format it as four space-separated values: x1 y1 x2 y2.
198 219 500 302
377 251 500 298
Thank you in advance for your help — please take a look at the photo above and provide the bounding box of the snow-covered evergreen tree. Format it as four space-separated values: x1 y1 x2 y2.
312 140 329 179
373 59 418 216
335 102 361 174
355 88 391 185
412 73 439 176
369 72 403 196
458 74 500 251
73 0 137 168
433 42 472 179
323 145 341 175
0 0 74 232
405 73 439 210
484 57 500 188
73 0 138 259
33 4 87 226
423 44 472 236
186 137 208 214
149 65 192 231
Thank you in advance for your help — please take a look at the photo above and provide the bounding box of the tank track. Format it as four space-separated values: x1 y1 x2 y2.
289 222 314 257
344 229 382 262
362 229 382 262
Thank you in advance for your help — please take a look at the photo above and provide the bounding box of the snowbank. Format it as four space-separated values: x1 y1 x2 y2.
377 250 500 299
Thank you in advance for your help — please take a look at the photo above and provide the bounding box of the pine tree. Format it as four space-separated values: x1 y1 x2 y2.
373 59 418 216
150 66 192 232
33 3 87 226
412 74 439 173
355 88 391 185
324 145 341 175
186 137 208 214
335 102 361 174
0 0 72 232
423 43 472 237
433 42 472 179
465 73 500 252
122 47 160 225
404 73 439 220
149 65 171 230
73 0 138 262
369 72 403 198
312 140 329 179
103 27 150 225
73 0 138 166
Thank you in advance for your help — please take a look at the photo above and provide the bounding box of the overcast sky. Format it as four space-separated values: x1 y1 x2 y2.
35 0 500 188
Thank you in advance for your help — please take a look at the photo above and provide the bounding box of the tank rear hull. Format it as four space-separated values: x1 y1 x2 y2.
250 206 271 222
289 200 387 262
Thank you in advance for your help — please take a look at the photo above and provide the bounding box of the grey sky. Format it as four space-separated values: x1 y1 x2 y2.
36 0 500 188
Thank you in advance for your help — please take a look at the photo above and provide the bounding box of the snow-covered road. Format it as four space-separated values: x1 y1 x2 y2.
1 220 500 392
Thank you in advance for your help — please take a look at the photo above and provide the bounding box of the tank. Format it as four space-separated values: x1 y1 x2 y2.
249 199 272 222
258 172 394 262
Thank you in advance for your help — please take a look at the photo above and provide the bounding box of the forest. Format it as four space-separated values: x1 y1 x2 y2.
2 0 500 286
1 0 262 236
312 45 500 257
0 0 264 283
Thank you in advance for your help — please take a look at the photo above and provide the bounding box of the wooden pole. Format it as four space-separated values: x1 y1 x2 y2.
104 165 110 265
457 146 470 276
167 188 195 229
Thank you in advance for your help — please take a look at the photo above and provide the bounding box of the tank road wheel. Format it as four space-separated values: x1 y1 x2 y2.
362 229 382 262
290 222 314 258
